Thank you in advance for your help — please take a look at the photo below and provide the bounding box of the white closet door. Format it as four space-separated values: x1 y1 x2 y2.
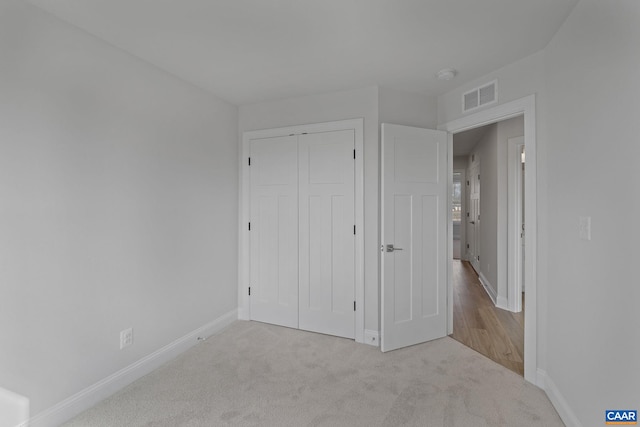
249 135 299 328
298 130 355 338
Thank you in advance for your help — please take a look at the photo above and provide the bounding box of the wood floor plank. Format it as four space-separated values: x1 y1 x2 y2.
450 260 524 376
478 306 522 362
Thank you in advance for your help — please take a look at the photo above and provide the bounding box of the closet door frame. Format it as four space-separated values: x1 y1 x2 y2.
239 118 365 343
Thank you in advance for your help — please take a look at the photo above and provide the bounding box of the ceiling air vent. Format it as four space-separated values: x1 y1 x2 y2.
463 80 497 112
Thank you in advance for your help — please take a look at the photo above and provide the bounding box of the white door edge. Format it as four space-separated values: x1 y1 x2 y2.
507 136 525 313
439 94 538 385
238 118 365 343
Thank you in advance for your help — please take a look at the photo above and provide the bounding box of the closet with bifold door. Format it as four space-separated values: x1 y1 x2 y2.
248 124 357 339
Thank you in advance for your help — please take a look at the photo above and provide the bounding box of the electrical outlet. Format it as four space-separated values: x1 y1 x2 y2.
578 216 591 241
120 328 133 349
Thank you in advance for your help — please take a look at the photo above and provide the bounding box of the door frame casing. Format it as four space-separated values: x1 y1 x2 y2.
507 136 525 312
238 118 365 343
439 94 537 384
452 168 466 261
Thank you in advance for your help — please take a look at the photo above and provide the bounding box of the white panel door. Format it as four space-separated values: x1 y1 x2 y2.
381 124 448 352
299 130 355 338
249 135 299 328
469 162 480 271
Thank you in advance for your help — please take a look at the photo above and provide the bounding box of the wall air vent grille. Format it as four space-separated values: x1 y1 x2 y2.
463 80 497 112
464 91 479 111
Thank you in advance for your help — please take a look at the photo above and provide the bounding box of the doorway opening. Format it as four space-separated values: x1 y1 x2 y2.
440 94 537 383
448 115 526 376
452 171 463 260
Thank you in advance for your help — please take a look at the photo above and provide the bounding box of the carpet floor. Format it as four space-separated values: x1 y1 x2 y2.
64 321 563 426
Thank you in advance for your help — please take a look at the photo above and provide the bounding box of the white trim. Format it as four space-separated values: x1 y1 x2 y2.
238 119 365 343
539 370 583 427
536 368 547 389
439 94 538 385
478 272 497 305
496 295 509 310
1 387 29 427
507 136 525 312
26 310 237 427
447 134 454 334
363 330 380 347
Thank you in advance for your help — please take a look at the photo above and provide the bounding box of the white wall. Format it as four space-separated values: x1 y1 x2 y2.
495 117 524 305
470 124 499 294
453 156 468 170
543 0 640 424
0 1 238 419
438 51 545 125
440 1 639 425
378 86 438 129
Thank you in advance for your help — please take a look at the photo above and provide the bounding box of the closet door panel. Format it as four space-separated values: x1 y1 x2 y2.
249 136 298 328
299 130 355 338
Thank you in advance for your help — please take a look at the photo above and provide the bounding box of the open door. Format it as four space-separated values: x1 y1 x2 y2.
381 124 448 352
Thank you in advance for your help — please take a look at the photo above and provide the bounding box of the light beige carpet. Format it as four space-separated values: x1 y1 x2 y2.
64 321 563 426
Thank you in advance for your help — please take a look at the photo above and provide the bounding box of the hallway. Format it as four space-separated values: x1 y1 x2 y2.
450 260 524 376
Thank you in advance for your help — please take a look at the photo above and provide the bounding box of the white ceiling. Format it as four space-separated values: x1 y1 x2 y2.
26 0 578 106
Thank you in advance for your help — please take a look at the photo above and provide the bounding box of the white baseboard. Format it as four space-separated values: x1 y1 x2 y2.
496 295 509 310
364 330 379 347
26 309 237 427
538 369 582 427
237 306 249 321
478 272 498 305
536 368 547 389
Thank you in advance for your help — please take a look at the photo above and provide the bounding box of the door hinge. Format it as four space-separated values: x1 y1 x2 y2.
248 157 251 166
353 225 356 235
467 180 470 186
466 244 469 249
353 149 356 159
248 222 251 231
477 256 480 261
478 174 480 180
354 301 356 311
248 286 251 296
466 212 469 217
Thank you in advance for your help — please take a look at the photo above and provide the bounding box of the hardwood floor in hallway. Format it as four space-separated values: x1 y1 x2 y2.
450 260 525 376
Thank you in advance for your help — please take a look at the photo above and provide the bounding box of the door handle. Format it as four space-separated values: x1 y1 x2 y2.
386 244 403 252
470 221 475 224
